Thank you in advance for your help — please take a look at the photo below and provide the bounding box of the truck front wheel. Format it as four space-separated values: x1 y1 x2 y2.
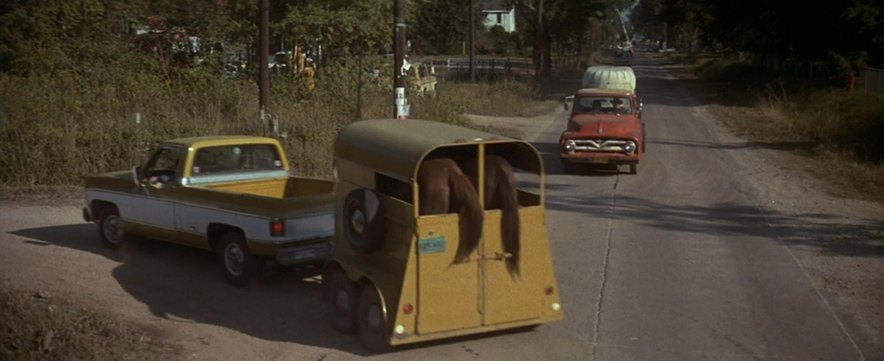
561 160 575 174
628 163 638 175
218 232 260 287
97 207 125 249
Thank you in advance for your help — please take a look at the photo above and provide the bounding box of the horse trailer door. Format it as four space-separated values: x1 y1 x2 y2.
415 214 482 334
482 207 546 325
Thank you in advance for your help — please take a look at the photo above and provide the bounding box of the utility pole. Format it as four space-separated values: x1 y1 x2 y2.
393 0 409 119
258 0 275 136
469 0 475 83
613 6 631 46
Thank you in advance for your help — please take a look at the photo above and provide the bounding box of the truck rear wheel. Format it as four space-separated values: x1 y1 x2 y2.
326 270 359 334
357 284 391 352
218 232 259 287
97 207 125 249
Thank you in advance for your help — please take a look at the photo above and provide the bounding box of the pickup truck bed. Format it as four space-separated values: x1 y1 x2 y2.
203 176 332 199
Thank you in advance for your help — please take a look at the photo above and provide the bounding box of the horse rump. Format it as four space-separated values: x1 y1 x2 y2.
466 155 521 276
418 158 483 263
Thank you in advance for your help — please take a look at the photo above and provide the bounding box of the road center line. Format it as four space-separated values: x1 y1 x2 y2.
590 175 620 360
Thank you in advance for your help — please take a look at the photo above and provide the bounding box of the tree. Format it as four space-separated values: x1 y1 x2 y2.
277 0 392 60
0 0 150 76
510 0 610 80
410 0 473 55
632 0 883 68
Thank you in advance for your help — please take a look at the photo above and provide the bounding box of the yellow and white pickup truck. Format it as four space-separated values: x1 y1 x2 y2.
82 136 335 287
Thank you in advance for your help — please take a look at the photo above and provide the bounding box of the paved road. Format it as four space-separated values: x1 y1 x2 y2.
0 52 873 361
531 56 865 360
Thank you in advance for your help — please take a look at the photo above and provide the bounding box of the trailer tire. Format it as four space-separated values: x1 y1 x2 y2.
342 189 385 254
357 284 391 352
326 270 359 334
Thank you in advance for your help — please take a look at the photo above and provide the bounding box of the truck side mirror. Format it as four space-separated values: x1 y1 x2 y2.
563 96 574 111
132 166 144 186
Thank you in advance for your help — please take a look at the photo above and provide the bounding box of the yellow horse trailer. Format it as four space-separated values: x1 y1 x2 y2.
324 119 563 351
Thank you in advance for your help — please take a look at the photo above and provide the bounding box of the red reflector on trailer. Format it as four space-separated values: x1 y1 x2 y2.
403 304 414 315
270 220 285 236
544 286 554 295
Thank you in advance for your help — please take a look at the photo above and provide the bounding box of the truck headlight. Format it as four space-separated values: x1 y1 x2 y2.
564 139 576 153
624 141 637 154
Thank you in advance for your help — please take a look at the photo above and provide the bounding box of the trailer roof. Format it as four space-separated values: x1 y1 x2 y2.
334 119 540 179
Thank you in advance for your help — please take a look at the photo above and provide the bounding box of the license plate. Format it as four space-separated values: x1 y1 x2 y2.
293 249 317 260
418 236 446 254
591 157 609 164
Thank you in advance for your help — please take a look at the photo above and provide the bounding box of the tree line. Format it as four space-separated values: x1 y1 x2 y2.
0 0 633 82
631 0 884 71
2 0 879 82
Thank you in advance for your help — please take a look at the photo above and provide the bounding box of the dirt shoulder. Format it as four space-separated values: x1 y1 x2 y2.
1 286 182 361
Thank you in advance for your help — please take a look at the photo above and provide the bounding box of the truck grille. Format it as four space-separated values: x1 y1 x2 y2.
572 139 630 152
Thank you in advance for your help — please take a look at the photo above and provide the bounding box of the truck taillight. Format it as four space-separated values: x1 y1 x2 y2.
270 220 286 237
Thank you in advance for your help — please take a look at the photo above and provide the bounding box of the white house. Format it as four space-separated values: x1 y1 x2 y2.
482 1 516 33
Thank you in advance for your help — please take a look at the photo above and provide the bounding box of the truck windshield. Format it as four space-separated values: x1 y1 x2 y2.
575 96 632 114
192 144 283 176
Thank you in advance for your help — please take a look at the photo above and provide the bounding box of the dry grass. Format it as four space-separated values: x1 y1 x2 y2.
688 57 884 204
0 64 558 188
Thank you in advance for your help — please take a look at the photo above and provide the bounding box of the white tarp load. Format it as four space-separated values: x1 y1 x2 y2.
581 66 636 92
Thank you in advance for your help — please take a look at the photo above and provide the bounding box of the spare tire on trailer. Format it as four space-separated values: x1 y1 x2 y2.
343 189 385 254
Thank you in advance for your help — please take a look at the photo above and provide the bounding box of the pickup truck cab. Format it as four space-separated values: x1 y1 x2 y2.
83 136 335 286
560 66 644 174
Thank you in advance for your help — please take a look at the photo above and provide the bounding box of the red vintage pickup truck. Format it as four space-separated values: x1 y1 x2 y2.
559 67 644 174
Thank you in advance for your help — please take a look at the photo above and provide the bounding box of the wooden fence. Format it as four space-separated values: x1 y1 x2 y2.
422 57 534 77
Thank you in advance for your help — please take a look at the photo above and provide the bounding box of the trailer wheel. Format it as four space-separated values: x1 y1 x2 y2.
326 270 359 334
357 284 391 352
218 231 259 287
343 189 385 254
98 207 125 249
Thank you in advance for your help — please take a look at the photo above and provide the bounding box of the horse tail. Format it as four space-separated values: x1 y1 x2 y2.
449 169 483 263
491 156 521 276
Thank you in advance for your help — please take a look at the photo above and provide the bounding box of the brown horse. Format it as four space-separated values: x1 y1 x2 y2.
466 155 521 276
418 158 484 264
